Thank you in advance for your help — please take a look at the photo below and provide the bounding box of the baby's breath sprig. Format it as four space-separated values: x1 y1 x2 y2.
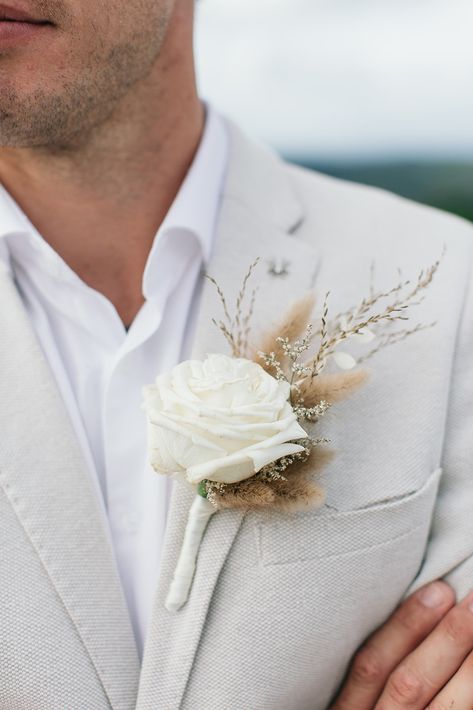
258 439 313 477
258 350 287 381
259 324 320 408
293 399 331 423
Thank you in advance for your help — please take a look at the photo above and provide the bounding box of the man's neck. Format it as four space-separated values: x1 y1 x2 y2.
0 11 204 328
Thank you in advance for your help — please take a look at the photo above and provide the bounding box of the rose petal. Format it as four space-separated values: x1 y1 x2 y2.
186 441 307 484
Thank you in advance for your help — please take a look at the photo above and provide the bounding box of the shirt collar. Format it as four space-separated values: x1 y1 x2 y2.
0 104 229 293
157 104 228 265
0 177 33 239
142 105 228 300
0 177 34 273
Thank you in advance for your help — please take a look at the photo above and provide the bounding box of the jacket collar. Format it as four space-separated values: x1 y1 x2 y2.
0 268 141 710
136 120 319 709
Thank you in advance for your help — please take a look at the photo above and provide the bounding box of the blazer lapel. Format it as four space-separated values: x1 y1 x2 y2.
136 122 320 709
0 267 140 710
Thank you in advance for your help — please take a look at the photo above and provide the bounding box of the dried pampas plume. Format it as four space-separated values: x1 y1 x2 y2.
298 369 369 407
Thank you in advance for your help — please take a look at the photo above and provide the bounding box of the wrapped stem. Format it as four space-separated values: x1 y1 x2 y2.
165 494 216 612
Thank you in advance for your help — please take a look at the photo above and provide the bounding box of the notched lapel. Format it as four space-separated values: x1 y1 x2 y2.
136 478 246 710
137 123 321 709
0 270 140 710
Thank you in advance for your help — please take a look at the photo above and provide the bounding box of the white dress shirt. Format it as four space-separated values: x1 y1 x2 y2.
0 107 228 655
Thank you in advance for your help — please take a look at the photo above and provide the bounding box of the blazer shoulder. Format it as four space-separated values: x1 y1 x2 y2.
283 160 473 252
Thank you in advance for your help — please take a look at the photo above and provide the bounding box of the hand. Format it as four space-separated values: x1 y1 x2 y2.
331 581 473 709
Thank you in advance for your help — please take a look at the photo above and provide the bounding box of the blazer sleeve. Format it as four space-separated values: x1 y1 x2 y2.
407 231 473 599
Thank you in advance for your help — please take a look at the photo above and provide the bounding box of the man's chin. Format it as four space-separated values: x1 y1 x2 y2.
0 109 60 150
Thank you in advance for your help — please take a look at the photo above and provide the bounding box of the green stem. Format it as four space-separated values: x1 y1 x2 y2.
197 480 208 498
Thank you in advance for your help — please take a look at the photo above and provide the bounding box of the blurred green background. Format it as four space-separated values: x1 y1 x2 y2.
294 160 473 222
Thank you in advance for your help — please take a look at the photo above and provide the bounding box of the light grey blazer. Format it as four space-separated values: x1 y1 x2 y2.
1 122 473 710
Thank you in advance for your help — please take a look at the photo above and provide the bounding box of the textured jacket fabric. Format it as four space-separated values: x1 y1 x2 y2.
1 121 473 710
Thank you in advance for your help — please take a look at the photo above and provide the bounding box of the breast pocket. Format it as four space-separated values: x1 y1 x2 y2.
256 467 442 568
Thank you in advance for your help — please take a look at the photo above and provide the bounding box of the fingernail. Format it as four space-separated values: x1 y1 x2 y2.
419 583 447 608
464 591 473 613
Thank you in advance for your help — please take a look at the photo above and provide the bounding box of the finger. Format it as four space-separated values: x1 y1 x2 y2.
376 590 473 710
331 581 455 710
426 650 473 710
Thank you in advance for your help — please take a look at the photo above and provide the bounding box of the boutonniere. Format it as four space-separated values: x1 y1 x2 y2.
143 257 441 612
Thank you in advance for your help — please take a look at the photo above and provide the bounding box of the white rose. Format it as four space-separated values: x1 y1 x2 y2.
143 353 308 486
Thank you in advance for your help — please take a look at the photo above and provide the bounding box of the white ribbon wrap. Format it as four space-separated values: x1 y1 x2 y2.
165 494 216 612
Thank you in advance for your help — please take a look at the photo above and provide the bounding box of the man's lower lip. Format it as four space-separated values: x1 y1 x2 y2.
0 20 53 44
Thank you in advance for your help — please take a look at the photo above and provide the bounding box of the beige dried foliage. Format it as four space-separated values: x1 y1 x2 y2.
296 446 335 475
211 446 333 513
212 479 276 511
269 478 325 514
254 292 316 373
298 369 369 407
262 449 331 513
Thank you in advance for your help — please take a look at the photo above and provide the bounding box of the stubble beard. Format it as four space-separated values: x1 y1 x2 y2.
0 18 169 153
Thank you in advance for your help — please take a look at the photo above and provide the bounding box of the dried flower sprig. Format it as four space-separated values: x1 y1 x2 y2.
204 254 442 514
319 255 443 349
147 254 443 613
207 258 260 358
358 322 436 364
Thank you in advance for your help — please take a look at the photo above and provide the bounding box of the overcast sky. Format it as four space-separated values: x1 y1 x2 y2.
195 0 473 160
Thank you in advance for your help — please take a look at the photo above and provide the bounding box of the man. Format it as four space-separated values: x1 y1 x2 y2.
1 1 473 708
